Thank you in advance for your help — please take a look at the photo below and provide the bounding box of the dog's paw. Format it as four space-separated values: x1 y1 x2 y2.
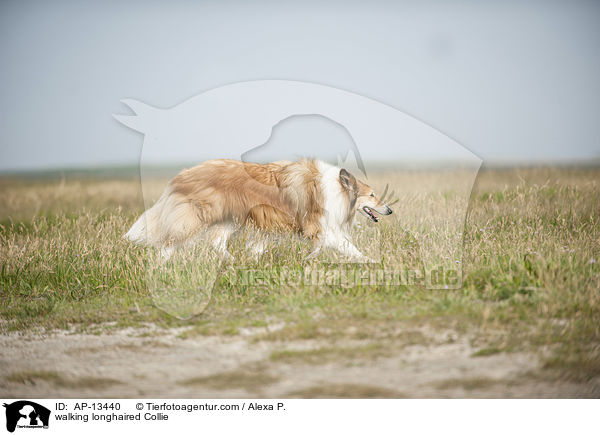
220 251 235 262
305 247 322 261
352 255 377 264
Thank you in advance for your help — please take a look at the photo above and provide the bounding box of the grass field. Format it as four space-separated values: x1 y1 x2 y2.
1 165 599 389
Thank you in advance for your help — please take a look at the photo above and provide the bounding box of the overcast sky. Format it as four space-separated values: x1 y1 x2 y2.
1 0 599 171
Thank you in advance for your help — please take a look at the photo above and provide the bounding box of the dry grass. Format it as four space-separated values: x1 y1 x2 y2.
287 383 403 398
0 166 599 382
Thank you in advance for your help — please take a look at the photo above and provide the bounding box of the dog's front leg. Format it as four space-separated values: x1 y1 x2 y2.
324 233 374 263
305 244 322 260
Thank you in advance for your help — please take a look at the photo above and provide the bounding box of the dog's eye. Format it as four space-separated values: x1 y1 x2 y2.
370 193 375 197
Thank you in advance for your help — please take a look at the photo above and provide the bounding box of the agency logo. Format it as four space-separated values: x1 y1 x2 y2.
3 401 50 433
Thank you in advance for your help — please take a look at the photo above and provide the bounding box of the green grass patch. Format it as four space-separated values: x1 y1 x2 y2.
270 343 390 365
178 366 278 393
433 376 502 391
5 370 121 389
287 383 403 398
471 346 503 357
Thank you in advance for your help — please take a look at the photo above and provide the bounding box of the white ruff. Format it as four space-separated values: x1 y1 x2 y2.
315 161 367 261
316 160 351 236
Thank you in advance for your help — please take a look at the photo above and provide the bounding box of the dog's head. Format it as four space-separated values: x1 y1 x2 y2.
339 168 393 223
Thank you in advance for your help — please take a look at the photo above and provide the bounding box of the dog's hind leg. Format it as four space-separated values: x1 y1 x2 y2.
246 239 265 258
207 223 236 261
245 232 271 259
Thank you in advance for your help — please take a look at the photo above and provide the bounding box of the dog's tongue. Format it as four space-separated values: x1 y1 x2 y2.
366 207 378 222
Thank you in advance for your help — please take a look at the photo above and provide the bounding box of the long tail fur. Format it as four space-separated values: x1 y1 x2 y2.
124 186 202 247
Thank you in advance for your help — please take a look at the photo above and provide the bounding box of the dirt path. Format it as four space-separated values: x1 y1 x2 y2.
1 326 598 398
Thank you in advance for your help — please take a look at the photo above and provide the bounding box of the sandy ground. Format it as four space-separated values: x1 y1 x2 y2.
1 325 598 399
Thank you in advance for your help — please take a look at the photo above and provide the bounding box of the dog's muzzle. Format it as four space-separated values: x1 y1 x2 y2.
361 204 392 223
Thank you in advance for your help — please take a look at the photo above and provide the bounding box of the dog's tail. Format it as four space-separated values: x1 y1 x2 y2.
124 186 203 247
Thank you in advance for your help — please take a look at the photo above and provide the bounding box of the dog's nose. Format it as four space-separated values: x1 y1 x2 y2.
386 206 392 214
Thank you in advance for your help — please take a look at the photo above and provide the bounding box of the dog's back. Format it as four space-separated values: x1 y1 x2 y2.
125 159 323 248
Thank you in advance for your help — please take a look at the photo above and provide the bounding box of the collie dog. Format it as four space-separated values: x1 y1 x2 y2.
125 159 392 262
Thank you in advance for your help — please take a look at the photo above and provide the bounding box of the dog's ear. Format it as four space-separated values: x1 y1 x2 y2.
339 168 357 193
